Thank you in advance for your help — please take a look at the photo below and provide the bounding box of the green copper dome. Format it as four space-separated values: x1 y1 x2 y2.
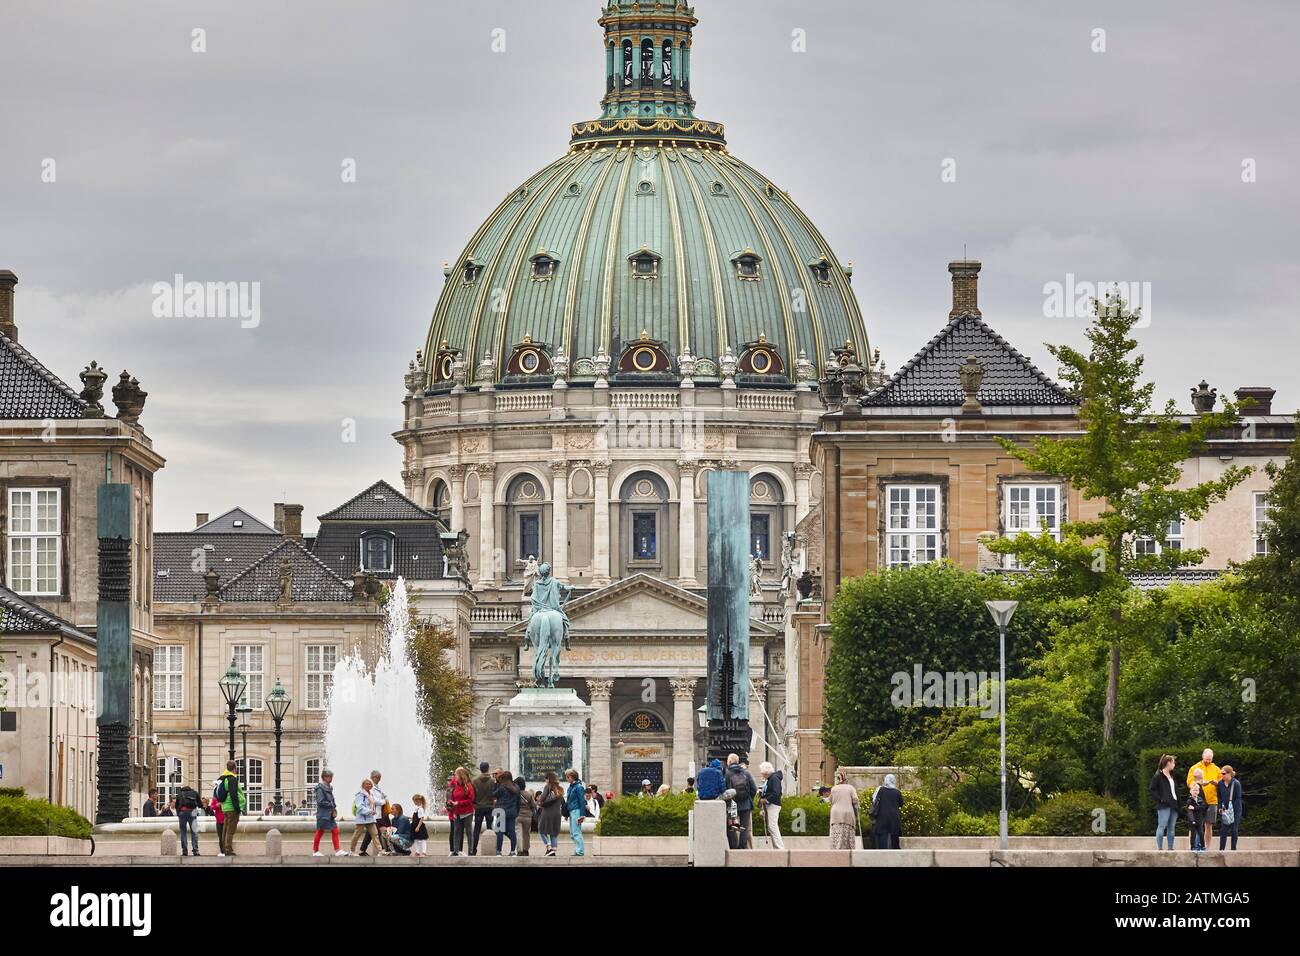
423 3 869 386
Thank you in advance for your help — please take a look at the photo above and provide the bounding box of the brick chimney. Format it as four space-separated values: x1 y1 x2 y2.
1234 387 1275 416
195 512 210 528
948 260 981 319
274 502 304 542
0 270 17 341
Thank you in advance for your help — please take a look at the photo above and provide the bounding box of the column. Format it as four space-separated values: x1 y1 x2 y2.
449 464 466 534
677 461 697 585
550 459 569 581
750 678 770 766
586 679 614 792
670 678 698 790
794 461 813 524
477 463 496 588
592 460 612 586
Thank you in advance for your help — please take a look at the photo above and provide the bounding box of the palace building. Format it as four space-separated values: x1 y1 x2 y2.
393 2 871 794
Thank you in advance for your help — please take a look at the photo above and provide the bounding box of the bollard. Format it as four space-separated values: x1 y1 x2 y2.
265 827 282 858
160 828 178 858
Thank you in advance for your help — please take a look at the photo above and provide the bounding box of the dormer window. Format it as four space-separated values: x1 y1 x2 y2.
733 250 762 281
530 251 559 281
360 532 394 573
462 260 483 285
809 257 833 285
629 246 661 280
232 520 243 528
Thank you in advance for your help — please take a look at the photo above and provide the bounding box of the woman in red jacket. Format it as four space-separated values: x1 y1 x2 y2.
448 766 477 856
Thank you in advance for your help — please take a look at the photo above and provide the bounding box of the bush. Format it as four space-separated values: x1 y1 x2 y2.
0 787 26 799
1135 744 1293 835
593 792 695 836
1020 791 1137 836
862 787 942 836
943 810 999 836
0 795 92 839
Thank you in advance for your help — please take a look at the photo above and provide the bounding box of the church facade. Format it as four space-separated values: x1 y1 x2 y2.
392 2 864 794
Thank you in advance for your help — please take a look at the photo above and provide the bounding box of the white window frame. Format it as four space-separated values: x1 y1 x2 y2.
153 645 184 711
237 757 265 811
305 758 322 808
1254 491 1273 556
884 484 942 568
1136 517 1184 556
1004 484 1062 569
360 532 395 573
231 644 265 711
305 644 338 711
156 756 184 806
6 487 61 595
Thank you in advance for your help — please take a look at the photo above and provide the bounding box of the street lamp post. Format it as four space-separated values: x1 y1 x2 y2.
265 678 292 814
217 659 248 762
984 600 1019 851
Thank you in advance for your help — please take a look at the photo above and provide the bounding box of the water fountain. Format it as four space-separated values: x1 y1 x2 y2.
324 577 434 816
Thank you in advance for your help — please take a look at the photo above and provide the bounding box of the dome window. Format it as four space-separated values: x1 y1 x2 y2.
530 250 559 281
809 257 833 285
709 181 727 196
505 334 553 376
739 334 786 377
637 178 656 196
629 246 662 280
732 249 763 281
617 331 672 374
462 259 484 285
566 181 583 197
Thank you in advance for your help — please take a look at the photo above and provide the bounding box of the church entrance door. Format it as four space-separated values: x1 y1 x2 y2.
621 761 664 795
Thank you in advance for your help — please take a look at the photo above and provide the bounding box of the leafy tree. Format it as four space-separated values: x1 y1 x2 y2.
408 614 474 793
988 292 1250 746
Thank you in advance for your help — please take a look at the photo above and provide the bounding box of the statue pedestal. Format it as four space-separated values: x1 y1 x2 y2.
500 687 593 788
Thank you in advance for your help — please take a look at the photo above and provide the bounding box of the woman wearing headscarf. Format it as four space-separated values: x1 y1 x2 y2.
828 769 861 850
870 773 904 849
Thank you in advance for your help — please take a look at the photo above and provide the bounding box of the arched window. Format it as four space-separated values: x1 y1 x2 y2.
619 710 667 733
749 474 785 561
620 471 669 573
530 251 558 281
506 474 547 574
360 531 394 573
622 38 634 87
640 39 654 84
662 39 674 88
733 249 762 281
429 479 450 525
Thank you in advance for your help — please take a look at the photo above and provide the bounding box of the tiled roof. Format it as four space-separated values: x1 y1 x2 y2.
311 520 447 582
317 480 437 522
0 331 87 419
1128 568 1223 591
153 532 284 601
193 507 279 534
861 312 1076 409
218 539 354 603
0 584 94 644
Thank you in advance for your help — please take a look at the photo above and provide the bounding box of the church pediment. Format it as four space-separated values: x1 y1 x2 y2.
504 572 778 637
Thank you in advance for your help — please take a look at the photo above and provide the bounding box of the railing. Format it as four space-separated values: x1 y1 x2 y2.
611 391 680 409
424 398 452 417
496 393 552 412
761 605 786 623
738 392 796 413
470 605 522 623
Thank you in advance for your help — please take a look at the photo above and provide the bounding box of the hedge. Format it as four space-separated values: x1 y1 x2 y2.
1135 744 1293 835
1020 791 1138 836
594 792 696 836
944 810 999 836
0 794 92 839
0 787 26 799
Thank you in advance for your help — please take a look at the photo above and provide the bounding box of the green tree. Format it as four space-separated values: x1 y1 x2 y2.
408 614 474 790
988 292 1250 746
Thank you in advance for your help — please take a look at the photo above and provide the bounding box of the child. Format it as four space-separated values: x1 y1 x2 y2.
409 794 429 857
1185 782 1207 851
211 778 227 857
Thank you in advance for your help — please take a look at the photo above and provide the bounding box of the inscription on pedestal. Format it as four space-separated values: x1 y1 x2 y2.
519 734 573 781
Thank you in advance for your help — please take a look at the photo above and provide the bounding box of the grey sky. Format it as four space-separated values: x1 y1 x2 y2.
2 0 1296 533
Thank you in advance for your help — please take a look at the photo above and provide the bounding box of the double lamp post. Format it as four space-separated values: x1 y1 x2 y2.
217 659 293 812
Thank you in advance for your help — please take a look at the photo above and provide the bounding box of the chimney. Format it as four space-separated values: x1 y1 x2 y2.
0 270 17 341
1234 387 1275 417
948 260 981 319
195 512 210 528
274 502 304 541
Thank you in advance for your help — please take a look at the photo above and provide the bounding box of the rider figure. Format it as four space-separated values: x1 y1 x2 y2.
524 562 572 686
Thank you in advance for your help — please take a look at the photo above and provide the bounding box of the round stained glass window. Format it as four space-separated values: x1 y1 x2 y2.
520 349 541 373
632 346 657 371
751 349 772 374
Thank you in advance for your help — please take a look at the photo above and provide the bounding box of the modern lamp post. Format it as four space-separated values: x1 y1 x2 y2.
984 599 1019 850
265 678 292 814
218 659 248 762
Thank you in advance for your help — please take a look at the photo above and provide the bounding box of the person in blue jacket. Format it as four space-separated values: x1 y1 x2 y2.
1216 766 1244 851
564 768 587 857
696 758 725 800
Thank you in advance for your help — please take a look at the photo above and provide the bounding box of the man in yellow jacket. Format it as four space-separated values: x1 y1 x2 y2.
1187 748 1221 850
217 760 248 856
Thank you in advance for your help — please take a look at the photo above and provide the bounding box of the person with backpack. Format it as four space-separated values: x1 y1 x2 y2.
216 760 246 856
350 777 380 855
469 761 495 856
515 778 535 857
492 771 521 856
695 758 724 800
210 778 226 856
1217 766 1244 851
724 754 757 849
176 781 202 856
